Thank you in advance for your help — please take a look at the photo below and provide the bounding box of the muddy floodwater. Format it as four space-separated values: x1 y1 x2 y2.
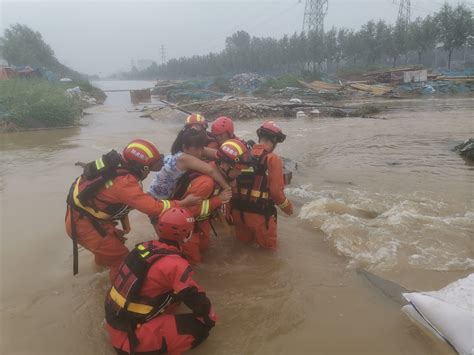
1 81 472 354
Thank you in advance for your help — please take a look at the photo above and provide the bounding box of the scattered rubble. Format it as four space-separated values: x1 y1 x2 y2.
65 86 98 107
454 139 474 161
146 67 472 121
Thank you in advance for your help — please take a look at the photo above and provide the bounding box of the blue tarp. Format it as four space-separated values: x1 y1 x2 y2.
436 67 474 77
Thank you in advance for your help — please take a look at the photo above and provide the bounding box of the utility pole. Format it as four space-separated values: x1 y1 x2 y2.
160 45 166 65
395 0 411 27
302 0 328 34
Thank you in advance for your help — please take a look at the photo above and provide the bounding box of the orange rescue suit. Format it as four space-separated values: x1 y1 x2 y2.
66 174 176 280
174 172 222 264
231 144 293 249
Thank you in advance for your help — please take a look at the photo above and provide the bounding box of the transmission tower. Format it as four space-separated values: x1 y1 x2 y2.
160 45 166 65
302 0 328 34
395 0 411 27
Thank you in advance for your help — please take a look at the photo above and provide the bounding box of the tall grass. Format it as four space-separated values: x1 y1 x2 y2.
0 78 82 129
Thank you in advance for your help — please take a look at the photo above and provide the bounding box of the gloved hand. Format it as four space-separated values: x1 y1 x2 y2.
203 314 216 328
280 200 293 216
221 203 234 225
196 311 216 328
204 307 217 328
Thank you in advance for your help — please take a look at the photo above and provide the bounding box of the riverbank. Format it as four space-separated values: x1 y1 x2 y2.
0 78 106 132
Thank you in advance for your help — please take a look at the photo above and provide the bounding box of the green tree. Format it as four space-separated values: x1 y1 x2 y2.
324 27 338 67
343 30 364 65
436 3 473 68
308 30 325 70
225 31 251 51
0 24 84 79
388 20 409 67
334 28 348 69
0 24 55 67
359 20 378 65
409 16 438 64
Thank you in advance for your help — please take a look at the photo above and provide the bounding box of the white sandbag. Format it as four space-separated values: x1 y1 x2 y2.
402 274 474 355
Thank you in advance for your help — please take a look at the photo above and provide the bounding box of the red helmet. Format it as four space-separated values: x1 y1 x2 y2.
185 113 208 129
217 139 252 169
122 139 163 171
256 120 286 143
211 116 234 135
154 208 195 243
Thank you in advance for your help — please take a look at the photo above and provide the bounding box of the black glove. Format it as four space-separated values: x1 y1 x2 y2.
246 139 256 148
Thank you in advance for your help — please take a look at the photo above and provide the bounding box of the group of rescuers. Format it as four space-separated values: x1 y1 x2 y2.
65 113 294 355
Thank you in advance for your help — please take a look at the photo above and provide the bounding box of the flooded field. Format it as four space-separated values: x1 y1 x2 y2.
1 81 472 354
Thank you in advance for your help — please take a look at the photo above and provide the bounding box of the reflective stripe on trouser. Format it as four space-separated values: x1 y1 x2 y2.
65 208 129 281
232 210 277 250
106 314 211 354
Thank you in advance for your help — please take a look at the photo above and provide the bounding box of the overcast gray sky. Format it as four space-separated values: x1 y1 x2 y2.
0 0 465 75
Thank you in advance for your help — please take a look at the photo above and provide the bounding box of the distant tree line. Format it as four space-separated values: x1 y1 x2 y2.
121 2 473 80
0 24 85 80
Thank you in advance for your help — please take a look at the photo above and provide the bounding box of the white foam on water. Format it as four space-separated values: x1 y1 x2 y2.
296 185 474 272
285 184 321 199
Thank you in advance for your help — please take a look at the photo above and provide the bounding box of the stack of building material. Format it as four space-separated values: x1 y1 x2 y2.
298 80 343 92
349 83 393 96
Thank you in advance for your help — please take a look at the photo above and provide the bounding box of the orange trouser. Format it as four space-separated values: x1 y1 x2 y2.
232 210 278 250
65 207 129 281
181 222 210 265
107 313 211 355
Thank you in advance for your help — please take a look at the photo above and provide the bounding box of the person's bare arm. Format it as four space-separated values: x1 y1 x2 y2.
178 153 231 190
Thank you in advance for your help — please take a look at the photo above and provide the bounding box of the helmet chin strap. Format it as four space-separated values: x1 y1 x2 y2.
182 229 193 244
218 162 233 181
138 166 149 180
270 141 277 152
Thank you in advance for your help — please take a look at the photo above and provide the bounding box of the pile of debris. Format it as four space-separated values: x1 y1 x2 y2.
229 73 264 93
145 66 472 122
168 99 284 120
65 86 98 107
296 66 474 98
149 95 382 121
362 65 426 83
454 139 474 161
151 79 226 104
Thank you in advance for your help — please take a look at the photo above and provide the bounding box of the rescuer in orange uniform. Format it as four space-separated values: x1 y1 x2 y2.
231 121 293 250
171 139 252 264
105 207 217 355
65 139 197 280
209 116 237 148
184 113 208 131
